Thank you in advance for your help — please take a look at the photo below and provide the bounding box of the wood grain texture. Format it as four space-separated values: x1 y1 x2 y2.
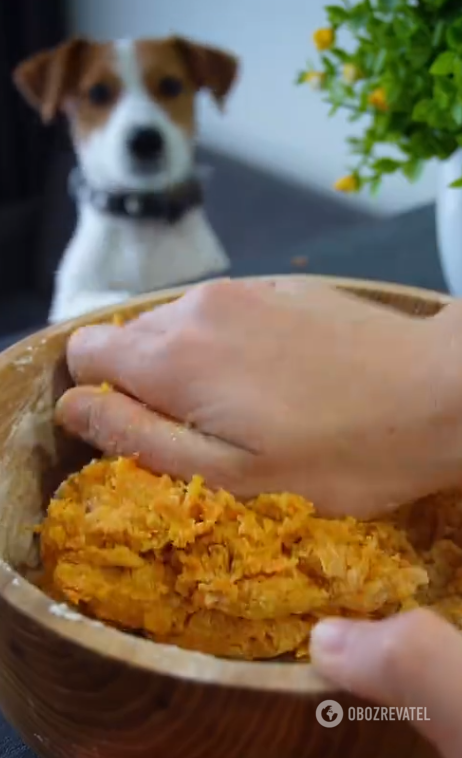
0 275 449 758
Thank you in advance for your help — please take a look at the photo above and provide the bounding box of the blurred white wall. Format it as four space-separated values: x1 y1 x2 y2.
69 0 437 215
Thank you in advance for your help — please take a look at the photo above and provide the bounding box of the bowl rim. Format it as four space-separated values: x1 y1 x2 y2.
0 275 453 365
0 274 452 696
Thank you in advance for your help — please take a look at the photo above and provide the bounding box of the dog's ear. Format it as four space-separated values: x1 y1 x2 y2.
13 37 90 124
173 37 238 108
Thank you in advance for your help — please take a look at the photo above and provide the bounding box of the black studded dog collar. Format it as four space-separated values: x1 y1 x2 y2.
68 168 204 224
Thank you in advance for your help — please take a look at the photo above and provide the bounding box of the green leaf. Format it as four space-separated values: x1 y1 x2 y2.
412 99 432 122
410 130 440 159
428 106 452 131
388 112 412 135
295 71 306 85
328 103 341 117
381 75 402 107
434 77 457 110
377 0 400 10
348 2 369 32
348 110 364 122
370 176 382 196
330 47 350 63
435 136 459 160
453 102 462 127
432 20 446 48
373 48 387 75
430 51 456 75
447 18 462 52
420 0 449 7
426 0 452 7
373 114 392 140
408 45 432 71
403 159 424 182
347 136 368 155
450 177 462 188
325 4 349 27
321 55 337 77
372 158 401 174
393 14 418 41
352 170 364 190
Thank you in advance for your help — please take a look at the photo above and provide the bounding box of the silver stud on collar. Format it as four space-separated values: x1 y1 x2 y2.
125 196 142 216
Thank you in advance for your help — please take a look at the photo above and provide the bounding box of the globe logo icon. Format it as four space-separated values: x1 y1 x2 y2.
316 700 344 728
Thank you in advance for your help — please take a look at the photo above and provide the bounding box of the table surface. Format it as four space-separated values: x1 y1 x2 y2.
0 202 446 757
231 203 448 293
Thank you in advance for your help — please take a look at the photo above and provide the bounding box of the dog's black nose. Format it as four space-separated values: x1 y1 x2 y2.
128 127 164 162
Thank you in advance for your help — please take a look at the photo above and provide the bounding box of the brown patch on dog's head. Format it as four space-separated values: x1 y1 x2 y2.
14 37 123 140
136 37 239 135
136 39 198 137
172 37 239 108
66 44 122 141
14 38 90 123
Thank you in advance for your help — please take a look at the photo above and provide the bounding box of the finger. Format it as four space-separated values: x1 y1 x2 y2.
67 324 138 383
310 609 462 757
55 386 251 491
67 323 183 414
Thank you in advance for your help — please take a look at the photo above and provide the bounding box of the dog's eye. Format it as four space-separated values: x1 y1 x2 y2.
158 76 183 98
87 83 113 106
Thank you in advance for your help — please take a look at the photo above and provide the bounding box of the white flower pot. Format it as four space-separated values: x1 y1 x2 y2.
436 149 462 296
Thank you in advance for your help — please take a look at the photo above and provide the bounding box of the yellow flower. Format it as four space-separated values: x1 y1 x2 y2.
334 175 359 193
313 28 335 51
301 71 326 90
343 63 362 84
368 87 388 112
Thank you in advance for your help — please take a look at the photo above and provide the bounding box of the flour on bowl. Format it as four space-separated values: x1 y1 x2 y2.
49 603 84 622
49 602 105 628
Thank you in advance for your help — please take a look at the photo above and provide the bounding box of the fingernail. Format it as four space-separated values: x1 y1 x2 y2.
310 619 352 658
55 387 99 430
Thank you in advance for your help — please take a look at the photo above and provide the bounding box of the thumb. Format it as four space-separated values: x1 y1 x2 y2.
55 386 250 491
310 609 462 758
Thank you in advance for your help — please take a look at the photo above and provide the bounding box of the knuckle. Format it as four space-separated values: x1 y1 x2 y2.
189 280 234 314
84 397 118 455
85 397 105 444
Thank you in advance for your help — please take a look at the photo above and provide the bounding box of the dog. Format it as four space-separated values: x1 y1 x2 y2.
14 36 239 323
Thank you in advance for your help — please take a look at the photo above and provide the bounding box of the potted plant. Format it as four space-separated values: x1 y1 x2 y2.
298 0 462 295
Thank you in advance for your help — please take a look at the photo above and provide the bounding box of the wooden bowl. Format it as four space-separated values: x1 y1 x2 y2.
0 276 450 758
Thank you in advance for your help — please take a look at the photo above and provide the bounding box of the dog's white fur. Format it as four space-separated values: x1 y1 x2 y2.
49 40 229 324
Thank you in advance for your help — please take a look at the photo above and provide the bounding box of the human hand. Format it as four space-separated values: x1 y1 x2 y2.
56 278 462 518
311 609 462 758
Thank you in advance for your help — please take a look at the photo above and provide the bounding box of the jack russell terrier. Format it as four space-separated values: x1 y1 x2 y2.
14 36 239 323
